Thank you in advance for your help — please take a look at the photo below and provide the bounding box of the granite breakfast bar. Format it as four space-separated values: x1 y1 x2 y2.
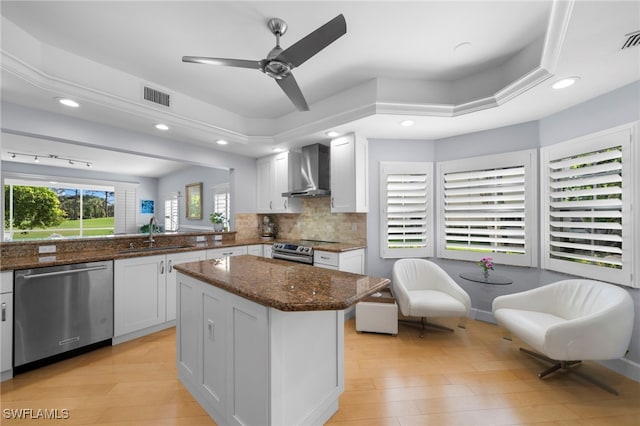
174 255 390 426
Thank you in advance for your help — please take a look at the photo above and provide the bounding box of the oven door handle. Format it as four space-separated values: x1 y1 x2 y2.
273 252 313 264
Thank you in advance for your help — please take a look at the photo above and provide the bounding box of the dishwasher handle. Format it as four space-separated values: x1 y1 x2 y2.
22 265 108 280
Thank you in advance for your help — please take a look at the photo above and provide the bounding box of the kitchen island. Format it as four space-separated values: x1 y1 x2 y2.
174 255 390 426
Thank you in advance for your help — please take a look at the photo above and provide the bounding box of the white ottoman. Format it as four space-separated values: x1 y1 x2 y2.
355 288 398 335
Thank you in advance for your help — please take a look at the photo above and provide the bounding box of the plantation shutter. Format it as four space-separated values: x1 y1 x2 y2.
164 197 179 231
214 183 230 227
437 150 536 267
443 166 526 254
380 162 432 259
541 125 632 286
114 186 137 234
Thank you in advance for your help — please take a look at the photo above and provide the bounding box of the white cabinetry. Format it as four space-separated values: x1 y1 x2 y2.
330 133 368 213
166 251 206 321
263 244 273 259
114 250 205 342
256 151 302 213
206 246 247 260
178 273 269 425
314 249 365 274
177 272 344 426
247 244 264 257
1 270 13 381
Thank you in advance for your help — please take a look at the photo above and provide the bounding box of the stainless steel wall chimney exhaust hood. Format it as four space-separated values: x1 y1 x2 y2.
282 143 330 198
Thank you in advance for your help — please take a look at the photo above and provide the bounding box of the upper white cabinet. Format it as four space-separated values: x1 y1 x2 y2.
257 151 302 213
330 133 368 213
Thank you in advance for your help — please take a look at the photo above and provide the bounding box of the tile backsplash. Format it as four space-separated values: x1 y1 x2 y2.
235 197 366 244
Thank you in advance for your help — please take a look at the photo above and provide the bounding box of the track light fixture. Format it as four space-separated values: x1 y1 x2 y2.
7 152 93 168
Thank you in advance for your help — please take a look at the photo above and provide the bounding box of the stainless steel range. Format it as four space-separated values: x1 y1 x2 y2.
272 240 336 264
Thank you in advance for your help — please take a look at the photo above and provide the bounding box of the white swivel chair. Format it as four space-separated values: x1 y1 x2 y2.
492 279 634 395
392 258 471 338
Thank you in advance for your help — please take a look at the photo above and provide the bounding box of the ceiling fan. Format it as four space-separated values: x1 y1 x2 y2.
182 14 346 112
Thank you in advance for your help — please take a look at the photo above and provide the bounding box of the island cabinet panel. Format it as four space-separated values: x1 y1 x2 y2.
176 272 344 426
1 270 13 381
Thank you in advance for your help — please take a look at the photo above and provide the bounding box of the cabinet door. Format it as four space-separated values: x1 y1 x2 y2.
166 251 205 322
201 284 227 416
177 273 198 386
1 292 12 374
331 134 368 213
114 255 166 336
263 245 273 259
256 157 273 212
227 293 269 426
247 245 263 257
330 136 356 212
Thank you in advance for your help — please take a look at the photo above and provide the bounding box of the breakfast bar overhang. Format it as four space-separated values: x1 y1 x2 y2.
174 255 390 426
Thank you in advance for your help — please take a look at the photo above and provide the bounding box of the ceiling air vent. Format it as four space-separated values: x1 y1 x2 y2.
142 85 171 108
621 30 640 50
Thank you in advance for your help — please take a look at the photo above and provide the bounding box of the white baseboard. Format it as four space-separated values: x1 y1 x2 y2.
112 321 175 345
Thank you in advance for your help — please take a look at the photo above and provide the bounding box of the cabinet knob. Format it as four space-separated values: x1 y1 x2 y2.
168 259 173 273
1 301 6 322
160 260 165 275
269 201 273 210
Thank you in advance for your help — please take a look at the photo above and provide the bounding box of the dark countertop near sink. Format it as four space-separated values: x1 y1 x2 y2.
0 238 366 271
174 255 390 312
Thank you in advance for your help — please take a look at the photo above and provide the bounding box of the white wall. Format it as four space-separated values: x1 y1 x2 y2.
157 165 230 230
366 81 640 375
1 102 258 213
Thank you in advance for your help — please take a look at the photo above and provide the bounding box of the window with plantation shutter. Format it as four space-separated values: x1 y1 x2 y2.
541 124 634 287
164 197 179 231
437 150 537 267
214 183 230 229
114 185 137 234
380 162 433 259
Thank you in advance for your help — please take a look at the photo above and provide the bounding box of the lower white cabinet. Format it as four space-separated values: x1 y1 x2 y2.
206 246 247 260
247 244 264 257
177 272 344 426
263 244 273 259
114 251 205 341
1 270 13 381
166 251 206 321
314 249 365 274
178 273 269 425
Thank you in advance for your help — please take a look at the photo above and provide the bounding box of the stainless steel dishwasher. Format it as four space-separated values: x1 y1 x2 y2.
14 260 113 369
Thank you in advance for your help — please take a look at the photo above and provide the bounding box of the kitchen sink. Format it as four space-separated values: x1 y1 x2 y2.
117 245 195 254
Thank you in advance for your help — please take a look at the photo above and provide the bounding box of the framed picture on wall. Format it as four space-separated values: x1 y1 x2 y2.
140 199 155 214
185 182 203 220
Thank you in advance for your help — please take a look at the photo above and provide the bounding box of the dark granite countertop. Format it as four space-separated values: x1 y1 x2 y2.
174 255 390 312
0 238 366 271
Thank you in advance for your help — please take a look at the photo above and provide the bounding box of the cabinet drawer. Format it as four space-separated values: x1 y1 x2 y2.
314 251 338 267
206 246 247 259
0 271 13 294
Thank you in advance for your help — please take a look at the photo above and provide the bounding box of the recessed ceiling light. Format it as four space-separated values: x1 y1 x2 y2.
326 131 340 138
272 147 284 152
57 98 80 108
400 119 415 127
216 139 228 145
552 77 580 90
155 123 169 131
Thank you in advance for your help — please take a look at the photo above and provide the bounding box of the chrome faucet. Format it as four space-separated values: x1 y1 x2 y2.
145 216 156 246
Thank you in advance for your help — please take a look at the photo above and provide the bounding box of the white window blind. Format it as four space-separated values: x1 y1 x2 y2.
114 186 137 234
380 162 432 259
541 124 634 286
437 150 536 267
164 197 179 231
214 183 230 228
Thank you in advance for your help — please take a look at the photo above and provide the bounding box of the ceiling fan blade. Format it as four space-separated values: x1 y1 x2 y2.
276 14 346 68
276 74 309 111
182 56 260 69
